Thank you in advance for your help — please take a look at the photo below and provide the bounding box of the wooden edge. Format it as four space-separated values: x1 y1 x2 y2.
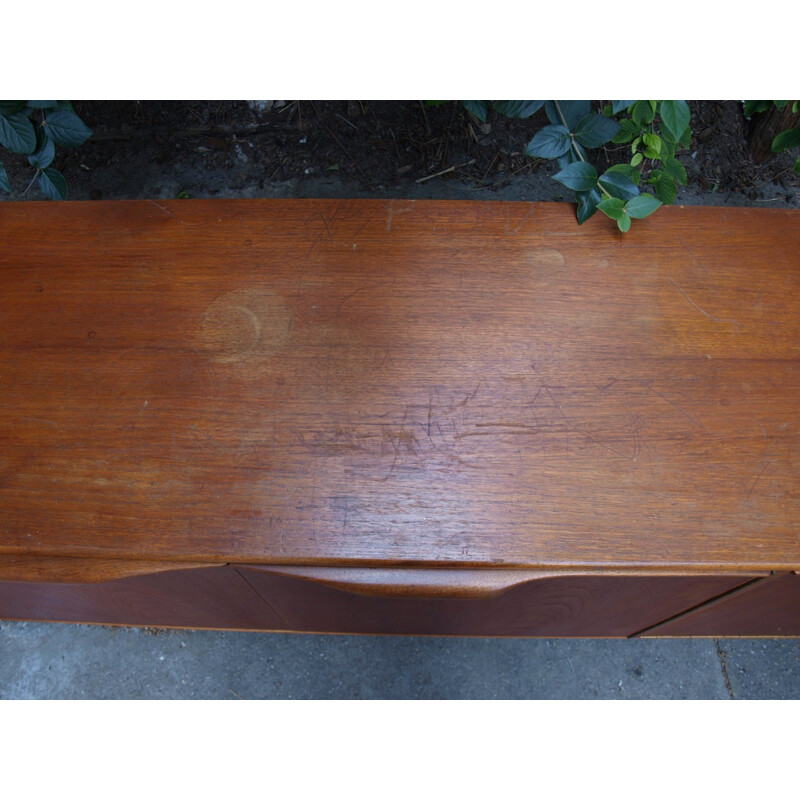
0 555 217 584
0 552 771 589
234 565 770 600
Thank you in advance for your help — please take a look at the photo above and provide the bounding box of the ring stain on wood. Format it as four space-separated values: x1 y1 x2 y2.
197 287 291 364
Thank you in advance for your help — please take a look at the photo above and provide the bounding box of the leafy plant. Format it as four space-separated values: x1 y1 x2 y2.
0 101 92 200
441 100 692 231
744 101 800 174
525 100 691 230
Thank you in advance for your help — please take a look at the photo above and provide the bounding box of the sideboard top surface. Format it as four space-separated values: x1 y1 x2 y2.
2 199 799 571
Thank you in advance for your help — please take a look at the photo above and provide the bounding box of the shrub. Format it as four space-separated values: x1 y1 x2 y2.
0 101 92 200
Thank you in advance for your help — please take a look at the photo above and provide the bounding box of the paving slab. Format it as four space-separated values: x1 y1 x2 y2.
0 621 748 699
716 639 800 700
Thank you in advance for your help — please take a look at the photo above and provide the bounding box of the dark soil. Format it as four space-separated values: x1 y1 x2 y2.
2 100 798 206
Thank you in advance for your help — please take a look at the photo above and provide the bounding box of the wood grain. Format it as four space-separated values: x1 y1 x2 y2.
0 565 286 630
2 199 799 575
641 572 800 636
236 566 753 637
0 553 215 583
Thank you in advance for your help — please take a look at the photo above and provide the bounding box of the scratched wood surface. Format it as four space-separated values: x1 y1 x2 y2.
1 199 799 571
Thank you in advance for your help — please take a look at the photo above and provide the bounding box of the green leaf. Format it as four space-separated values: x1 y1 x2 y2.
597 197 626 220
493 100 543 119
631 152 644 167
617 213 631 232
525 125 572 159
611 101 636 114
794 156 800 175
793 102 799 114
647 169 677 204
28 138 56 168
556 141 587 168
576 187 602 224
545 101 590 130
660 101 690 143
27 101 58 109
774 101 789 108
659 138 676 159
642 132 662 156
0 112 37 153
625 193 662 219
679 125 692 148
424 101 449 106
56 100 75 112
462 101 489 122
605 163 641 185
0 101 26 116
772 127 800 153
743 100 771 117
0 160 10 193
662 155 687 184
574 114 621 148
598 170 640 201
612 118 641 144
631 100 655 127
37 167 68 200
552 161 598 192
42 109 92 147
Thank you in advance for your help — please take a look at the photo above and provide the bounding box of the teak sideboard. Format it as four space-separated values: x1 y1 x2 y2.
1 199 798 637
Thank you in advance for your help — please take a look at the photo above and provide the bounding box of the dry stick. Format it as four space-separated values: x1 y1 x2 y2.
310 102 375 190
479 153 499 184
419 101 430 135
336 113 358 131
416 160 475 184
269 157 289 181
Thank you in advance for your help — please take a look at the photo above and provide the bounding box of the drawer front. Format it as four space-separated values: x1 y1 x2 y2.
235 567 752 637
642 573 800 637
0 566 285 631
0 565 768 636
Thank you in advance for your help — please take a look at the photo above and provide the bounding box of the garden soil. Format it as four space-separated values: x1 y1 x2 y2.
2 100 798 208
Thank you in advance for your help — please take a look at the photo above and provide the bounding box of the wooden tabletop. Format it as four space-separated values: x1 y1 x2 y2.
1 199 799 572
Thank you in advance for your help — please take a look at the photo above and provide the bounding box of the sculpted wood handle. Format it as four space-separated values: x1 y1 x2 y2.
242 566 589 599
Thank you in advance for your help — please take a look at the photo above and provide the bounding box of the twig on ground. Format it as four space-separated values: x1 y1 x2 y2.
479 153 499 184
416 160 475 184
336 113 358 131
269 157 289 181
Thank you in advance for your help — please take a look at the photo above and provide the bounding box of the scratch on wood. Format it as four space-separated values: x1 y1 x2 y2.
476 422 536 429
148 200 196 226
459 382 482 407
668 279 742 327
505 204 535 235
746 461 771 499
637 380 703 429
336 287 365 316
385 200 413 232
543 385 625 458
